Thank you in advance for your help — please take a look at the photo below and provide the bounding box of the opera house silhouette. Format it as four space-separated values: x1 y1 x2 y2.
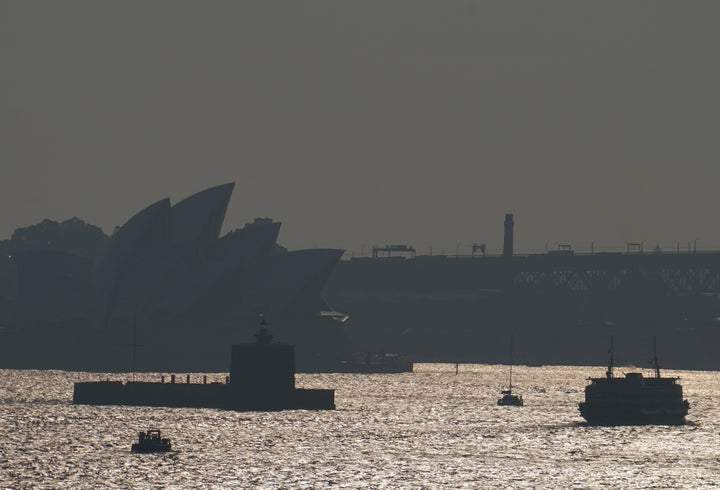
0 183 349 372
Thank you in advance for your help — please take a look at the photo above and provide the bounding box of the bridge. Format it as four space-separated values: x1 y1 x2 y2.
508 251 720 293
336 250 720 295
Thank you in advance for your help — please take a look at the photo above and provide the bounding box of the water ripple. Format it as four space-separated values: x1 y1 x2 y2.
1 365 719 488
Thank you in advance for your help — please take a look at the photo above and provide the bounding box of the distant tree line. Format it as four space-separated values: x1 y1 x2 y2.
0 218 108 299
0 216 290 300
9 217 108 260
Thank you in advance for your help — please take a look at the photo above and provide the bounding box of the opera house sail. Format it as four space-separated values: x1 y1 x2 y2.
0 183 347 372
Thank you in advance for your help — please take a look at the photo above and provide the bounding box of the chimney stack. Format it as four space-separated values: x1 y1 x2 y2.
503 214 514 258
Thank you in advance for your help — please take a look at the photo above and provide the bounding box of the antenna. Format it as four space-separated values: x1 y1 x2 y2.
653 336 661 378
606 336 614 379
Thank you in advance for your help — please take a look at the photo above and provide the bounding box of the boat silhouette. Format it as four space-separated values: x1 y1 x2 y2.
73 318 335 411
131 429 171 453
497 334 523 407
578 337 689 425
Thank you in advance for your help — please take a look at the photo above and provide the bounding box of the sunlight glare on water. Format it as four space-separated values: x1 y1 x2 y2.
1 364 719 488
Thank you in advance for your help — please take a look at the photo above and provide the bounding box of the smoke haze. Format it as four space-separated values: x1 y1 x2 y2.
2 1 719 253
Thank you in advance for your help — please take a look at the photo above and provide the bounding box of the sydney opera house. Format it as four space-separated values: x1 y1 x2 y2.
0 183 348 372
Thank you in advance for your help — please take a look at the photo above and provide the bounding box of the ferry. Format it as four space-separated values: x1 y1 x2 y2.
578 337 689 425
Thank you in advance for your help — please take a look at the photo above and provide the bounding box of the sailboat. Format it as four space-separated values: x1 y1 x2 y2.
497 334 523 406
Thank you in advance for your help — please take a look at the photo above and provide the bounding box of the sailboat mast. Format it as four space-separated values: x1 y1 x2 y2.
132 313 137 382
509 334 513 390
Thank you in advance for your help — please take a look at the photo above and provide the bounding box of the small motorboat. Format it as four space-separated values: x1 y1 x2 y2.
131 429 172 453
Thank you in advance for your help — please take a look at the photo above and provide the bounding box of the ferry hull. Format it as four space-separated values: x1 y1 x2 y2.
578 401 689 426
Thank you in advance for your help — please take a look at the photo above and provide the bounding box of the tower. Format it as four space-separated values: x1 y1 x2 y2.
503 214 514 258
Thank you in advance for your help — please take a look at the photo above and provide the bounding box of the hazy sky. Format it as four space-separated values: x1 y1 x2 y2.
2 1 720 254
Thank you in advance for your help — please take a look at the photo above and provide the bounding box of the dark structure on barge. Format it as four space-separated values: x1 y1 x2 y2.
73 325 335 411
578 338 689 426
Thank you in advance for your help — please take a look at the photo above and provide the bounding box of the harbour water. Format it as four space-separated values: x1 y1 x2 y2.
1 364 719 488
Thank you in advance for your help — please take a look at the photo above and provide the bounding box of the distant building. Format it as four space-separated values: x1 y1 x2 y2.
0 183 345 371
